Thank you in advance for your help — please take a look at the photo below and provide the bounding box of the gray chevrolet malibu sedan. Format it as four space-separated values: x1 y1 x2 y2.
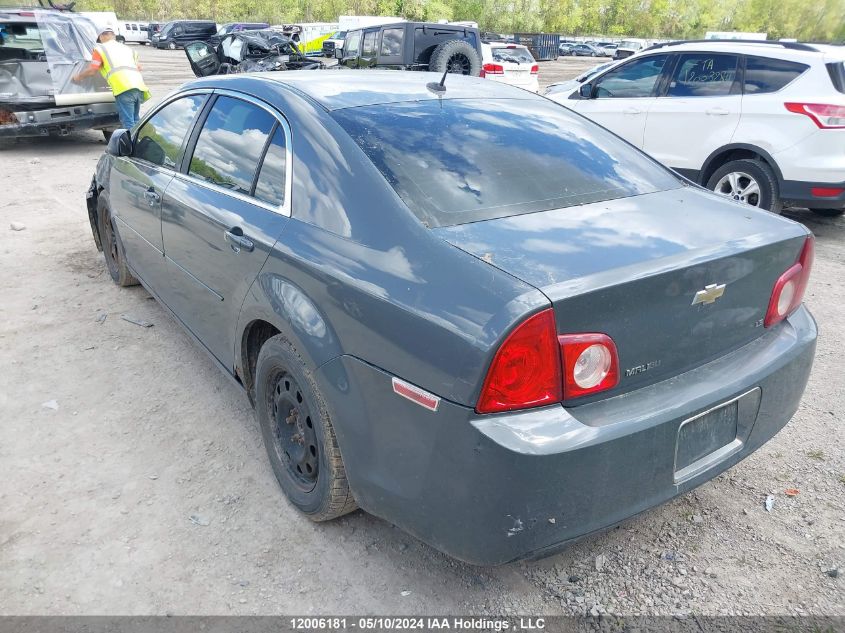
86 71 817 565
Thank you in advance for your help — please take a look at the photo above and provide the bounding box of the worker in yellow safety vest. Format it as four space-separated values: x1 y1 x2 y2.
73 27 151 129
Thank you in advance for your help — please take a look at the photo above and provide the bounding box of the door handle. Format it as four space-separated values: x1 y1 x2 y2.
143 188 161 206
623 107 643 115
224 229 254 253
706 107 730 116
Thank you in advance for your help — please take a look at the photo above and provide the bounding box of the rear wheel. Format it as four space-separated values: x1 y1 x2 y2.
706 159 782 214
429 39 482 76
116 35 125 44
810 208 844 217
97 196 138 287
255 335 357 521
168 41 176 50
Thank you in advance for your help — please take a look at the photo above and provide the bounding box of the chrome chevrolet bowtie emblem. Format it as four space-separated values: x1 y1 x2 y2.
691 283 726 306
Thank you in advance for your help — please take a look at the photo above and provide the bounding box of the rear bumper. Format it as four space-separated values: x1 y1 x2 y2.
316 306 816 565
0 104 118 138
780 179 845 210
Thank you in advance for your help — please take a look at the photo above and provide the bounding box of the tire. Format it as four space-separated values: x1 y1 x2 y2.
168 41 176 50
810 208 844 217
97 196 138 287
706 159 782 214
429 39 482 76
255 335 357 521
117 35 125 44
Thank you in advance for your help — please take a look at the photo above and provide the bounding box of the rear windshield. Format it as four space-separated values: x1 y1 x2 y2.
828 62 845 94
332 98 681 227
491 46 534 63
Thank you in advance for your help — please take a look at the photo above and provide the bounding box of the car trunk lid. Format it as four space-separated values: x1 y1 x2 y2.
432 187 809 401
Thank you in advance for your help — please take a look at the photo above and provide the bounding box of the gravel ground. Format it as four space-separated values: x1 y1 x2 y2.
0 48 843 616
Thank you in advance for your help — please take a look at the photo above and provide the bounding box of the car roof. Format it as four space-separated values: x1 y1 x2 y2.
639 39 839 62
191 70 539 111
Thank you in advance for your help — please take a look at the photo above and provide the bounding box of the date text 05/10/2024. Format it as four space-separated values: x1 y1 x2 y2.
290 618 547 631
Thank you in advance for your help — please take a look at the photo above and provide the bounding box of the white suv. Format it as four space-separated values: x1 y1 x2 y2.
546 40 845 217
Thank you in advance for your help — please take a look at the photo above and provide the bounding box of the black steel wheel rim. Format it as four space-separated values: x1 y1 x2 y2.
267 370 319 491
448 53 471 74
103 216 119 269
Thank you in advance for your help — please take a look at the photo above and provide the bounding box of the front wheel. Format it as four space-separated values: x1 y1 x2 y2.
168 41 176 50
706 159 782 213
255 335 357 521
810 208 844 217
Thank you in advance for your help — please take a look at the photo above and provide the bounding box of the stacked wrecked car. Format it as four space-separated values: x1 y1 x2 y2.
184 29 323 76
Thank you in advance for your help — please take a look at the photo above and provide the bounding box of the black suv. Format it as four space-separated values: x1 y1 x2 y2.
340 22 482 75
152 20 216 49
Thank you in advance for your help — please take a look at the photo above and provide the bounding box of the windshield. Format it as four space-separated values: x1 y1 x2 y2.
491 46 533 63
216 25 231 36
619 40 642 49
331 31 346 39
333 98 681 227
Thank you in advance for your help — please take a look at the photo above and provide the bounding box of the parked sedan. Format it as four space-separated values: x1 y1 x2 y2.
572 43 604 57
86 71 816 565
558 42 574 56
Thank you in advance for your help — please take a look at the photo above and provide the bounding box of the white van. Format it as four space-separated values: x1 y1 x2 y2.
119 21 150 44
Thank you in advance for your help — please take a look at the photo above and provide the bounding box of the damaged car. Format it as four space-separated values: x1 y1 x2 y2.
0 8 119 139
87 71 816 565
185 30 323 77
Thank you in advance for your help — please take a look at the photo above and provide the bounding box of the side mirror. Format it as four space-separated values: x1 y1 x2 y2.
579 82 593 99
107 128 133 157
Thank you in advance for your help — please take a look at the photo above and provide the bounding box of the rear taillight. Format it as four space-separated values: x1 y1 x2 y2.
764 236 814 328
481 63 504 77
476 310 620 413
785 102 845 129
558 333 619 399
530 64 539 75
476 309 561 413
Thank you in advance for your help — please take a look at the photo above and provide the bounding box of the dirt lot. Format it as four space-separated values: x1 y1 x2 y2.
1 48 843 616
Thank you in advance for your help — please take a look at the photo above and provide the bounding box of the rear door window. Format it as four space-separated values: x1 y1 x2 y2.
362 30 377 57
187 96 275 195
133 94 206 168
667 53 740 97
744 56 808 93
593 54 669 98
332 98 680 227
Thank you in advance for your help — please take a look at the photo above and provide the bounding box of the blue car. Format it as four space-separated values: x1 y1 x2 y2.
86 71 817 565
